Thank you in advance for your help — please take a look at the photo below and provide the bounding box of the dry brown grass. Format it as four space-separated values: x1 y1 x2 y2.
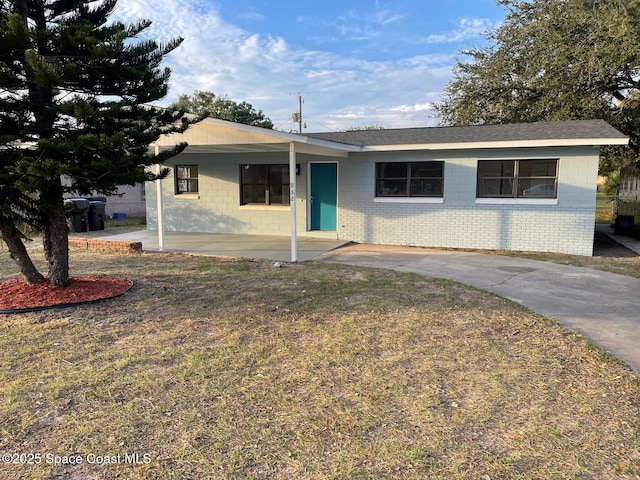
0 249 639 479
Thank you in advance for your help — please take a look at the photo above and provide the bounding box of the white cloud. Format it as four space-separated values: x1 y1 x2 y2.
239 9 265 22
112 0 461 131
372 0 405 26
423 17 498 45
299 2 405 44
389 102 435 113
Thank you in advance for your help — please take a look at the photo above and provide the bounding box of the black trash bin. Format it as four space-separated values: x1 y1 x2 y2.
64 198 90 233
88 201 106 231
614 215 635 235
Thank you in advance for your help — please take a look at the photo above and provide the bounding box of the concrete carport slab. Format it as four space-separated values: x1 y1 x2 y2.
96 230 349 262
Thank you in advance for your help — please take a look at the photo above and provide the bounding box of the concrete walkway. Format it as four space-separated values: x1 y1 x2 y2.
320 244 640 375
596 223 640 255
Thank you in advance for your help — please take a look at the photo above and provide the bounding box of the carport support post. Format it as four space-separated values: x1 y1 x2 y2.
155 145 165 252
289 142 298 262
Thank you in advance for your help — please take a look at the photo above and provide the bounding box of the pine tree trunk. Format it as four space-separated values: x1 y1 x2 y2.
0 221 44 285
42 188 70 288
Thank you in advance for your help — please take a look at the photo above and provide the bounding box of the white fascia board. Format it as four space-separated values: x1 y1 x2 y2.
294 143 352 157
361 137 630 152
303 136 362 152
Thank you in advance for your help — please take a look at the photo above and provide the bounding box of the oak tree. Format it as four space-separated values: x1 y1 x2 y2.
435 0 640 173
171 90 274 128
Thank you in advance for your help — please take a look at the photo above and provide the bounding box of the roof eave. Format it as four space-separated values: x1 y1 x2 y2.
361 137 630 151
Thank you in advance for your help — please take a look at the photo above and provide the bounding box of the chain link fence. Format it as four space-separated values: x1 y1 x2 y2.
596 194 639 225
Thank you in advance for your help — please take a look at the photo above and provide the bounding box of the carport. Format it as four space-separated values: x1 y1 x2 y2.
150 118 360 262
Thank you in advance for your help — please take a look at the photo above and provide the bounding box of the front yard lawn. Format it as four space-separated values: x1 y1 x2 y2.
0 249 638 479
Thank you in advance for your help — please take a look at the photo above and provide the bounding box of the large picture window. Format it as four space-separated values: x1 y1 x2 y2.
477 159 558 198
175 165 199 194
241 164 290 205
376 161 444 197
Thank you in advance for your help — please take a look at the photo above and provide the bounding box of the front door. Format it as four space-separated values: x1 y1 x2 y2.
310 163 337 230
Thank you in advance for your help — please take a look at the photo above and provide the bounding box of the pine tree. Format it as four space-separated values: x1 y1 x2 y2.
0 0 191 286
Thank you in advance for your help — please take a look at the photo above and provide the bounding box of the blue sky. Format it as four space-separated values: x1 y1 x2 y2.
114 0 505 132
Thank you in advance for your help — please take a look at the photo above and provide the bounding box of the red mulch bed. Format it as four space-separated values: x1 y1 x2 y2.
0 276 133 313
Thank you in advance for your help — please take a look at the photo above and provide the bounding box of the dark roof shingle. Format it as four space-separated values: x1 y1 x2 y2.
306 119 627 147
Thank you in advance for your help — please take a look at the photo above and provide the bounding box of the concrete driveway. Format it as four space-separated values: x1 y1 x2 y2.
320 244 640 375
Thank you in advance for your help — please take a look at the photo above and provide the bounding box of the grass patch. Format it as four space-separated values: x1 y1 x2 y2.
596 194 616 224
0 250 639 479
597 194 640 225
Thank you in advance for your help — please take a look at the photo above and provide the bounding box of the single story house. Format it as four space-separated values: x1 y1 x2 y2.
147 118 628 258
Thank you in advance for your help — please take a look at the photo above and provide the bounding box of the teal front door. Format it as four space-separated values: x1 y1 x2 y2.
310 163 337 230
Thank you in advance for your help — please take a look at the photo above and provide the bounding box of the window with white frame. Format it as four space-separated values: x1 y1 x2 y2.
175 165 199 194
477 159 558 198
376 161 444 197
240 164 290 205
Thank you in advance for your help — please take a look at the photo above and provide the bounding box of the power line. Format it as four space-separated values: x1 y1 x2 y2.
302 115 337 132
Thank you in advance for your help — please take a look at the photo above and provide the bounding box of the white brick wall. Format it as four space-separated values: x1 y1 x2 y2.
336 147 599 256
147 152 311 236
337 203 594 255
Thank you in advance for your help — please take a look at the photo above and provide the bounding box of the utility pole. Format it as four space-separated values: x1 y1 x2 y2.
291 94 304 133
298 94 303 133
